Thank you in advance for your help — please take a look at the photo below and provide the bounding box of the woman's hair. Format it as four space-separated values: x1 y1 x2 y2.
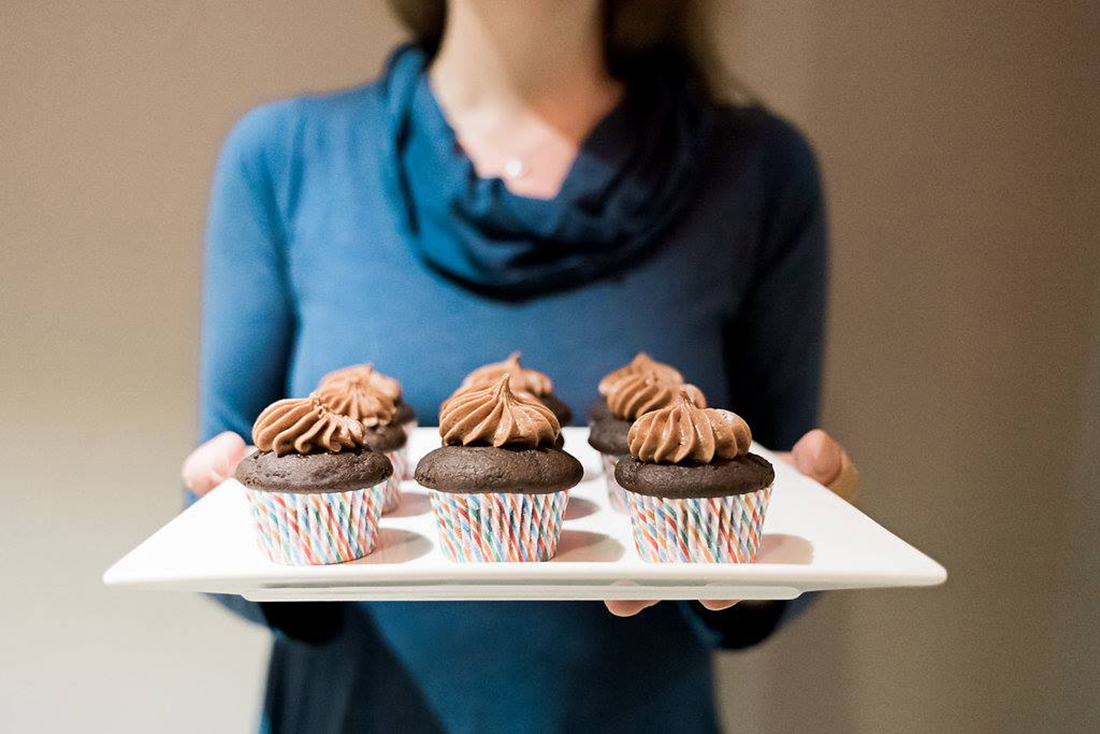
386 0 744 103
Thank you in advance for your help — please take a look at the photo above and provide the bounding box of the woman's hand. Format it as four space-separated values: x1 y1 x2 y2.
181 431 251 497
603 429 858 618
775 429 860 504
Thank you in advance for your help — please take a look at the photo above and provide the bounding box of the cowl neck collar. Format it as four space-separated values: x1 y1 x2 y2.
381 44 715 301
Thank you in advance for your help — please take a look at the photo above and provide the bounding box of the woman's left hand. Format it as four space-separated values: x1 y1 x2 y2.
603 428 859 617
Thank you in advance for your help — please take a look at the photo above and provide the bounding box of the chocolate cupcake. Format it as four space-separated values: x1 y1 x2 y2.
458 351 572 426
588 366 705 512
315 371 409 513
416 375 583 562
235 394 393 565
318 363 417 478
615 391 774 563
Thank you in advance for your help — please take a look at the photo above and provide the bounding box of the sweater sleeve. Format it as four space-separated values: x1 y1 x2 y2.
190 102 349 642
196 102 296 460
682 115 828 650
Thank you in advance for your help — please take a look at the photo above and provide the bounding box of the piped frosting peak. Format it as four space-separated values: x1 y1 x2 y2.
460 351 554 397
440 375 559 448
315 372 398 427
318 362 403 403
252 394 366 456
598 352 684 397
627 391 752 464
606 372 706 420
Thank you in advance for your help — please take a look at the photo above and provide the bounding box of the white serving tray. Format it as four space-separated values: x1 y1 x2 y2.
103 427 946 601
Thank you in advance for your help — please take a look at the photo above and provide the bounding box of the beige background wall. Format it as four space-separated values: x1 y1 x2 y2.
2 1 1097 732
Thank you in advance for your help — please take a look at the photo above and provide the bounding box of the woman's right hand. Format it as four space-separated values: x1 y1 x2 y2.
181 431 251 497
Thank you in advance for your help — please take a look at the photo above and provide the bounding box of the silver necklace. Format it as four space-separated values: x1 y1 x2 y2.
458 130 560 181
499 134 562 181
502 156 528 180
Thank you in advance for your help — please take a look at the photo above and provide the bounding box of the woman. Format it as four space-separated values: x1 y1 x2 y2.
183 0 858 730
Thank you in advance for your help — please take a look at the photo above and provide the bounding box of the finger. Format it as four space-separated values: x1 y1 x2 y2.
604 600 659 617
792 429 859 503
827 449 860 504
182 431 247 497
181 449 215 496
792 429 844 486
699 599 740 611
212 433 250 479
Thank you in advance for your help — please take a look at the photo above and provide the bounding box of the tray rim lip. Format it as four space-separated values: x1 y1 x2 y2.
102 428 949 595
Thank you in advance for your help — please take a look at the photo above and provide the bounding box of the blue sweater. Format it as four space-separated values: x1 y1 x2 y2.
198 52 826 734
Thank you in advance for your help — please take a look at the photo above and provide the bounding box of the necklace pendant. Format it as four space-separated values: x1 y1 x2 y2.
503 157 526 180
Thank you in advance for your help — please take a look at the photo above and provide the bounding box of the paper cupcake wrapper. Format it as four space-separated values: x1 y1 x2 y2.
429 490 568 562
245 485 382 565
376 475 401 514
378 449 409 514
398 423 416 478
626 486 772 563
601 453 629 513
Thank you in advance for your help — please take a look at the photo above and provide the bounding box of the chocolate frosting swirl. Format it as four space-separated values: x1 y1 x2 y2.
440 375 560 448
598 352 684 396
460 351 553 396
318 363 403 403
606 373 706 420
315 373 398 427
627 391 752 464
252 394 366 456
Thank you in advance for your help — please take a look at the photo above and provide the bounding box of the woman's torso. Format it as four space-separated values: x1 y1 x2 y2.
217 80 814 733
275 87 775 417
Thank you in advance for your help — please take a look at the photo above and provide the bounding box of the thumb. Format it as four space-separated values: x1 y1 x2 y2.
792 429 842 485
182 431 249 497
791 429 860 504
211 432 250 481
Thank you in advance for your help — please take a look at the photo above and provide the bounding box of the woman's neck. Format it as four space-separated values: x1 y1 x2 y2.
428 0 623 198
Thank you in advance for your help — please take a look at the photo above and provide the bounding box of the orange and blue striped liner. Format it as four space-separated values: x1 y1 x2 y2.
377 449 411 513
398 420 417 479
428 490 568 562
600 454 629 513
625 486 772 563
245 485 382 565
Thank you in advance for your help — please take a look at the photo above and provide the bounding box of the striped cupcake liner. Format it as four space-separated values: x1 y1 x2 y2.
625 486 772 563
378 449 409 514
376 474 401 515
601 453 629 513
245 485 382 565
398 423 416 478
428 490 568 562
